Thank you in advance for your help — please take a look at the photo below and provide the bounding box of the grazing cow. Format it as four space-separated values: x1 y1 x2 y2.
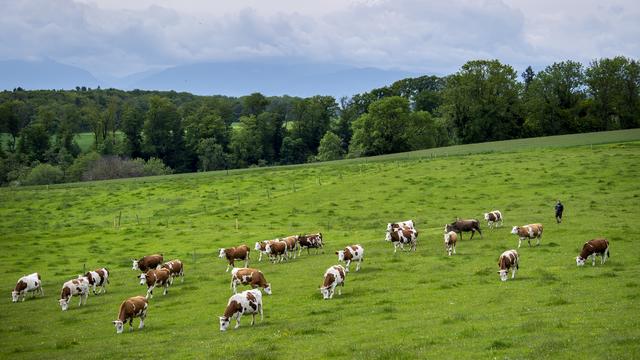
84 268 109 295
280 235 299 259
336 245 364 272
386 220 415 233
484 210 503 229
131 254 164 272
445 219 482 240
385 226 418 253
319 265 346 300
497 250 519 282
298 233 324 256
112 296 148 334
511 224 543 248
162 260 184 284
139 268 171 299
12 273 43 302
444 231 458 256
231 268 272 295
265 241 288 263
219 289 263 331
254 240 273 262
59 277 90 311
219 245 250 272
576 238 610 266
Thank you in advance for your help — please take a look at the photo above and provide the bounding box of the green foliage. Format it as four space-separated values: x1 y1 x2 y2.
17 123 50 162
230 115 264 167
23 163 64 185
141 157 173 176
143 96 186 170
290 96 338 156
120 101 145 158
197 138 227 171
316 131 344 161
443 59 522 143
280 136 307 164
66 151 100 182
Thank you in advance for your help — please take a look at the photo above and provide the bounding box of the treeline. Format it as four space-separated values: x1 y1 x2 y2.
0 56 638 186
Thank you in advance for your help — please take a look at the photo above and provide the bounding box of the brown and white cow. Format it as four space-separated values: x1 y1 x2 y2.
445 219 482 240
219 245 250 272
576 238 610 266
162 259 184 284
131 254 164 272
484 210 503 229
59 276 90 311
254 240 274 262
386 220 415 233
84 268 109 295
280 235 299 259
298 233 324 256
385 226 418 253
498 250 519 282
219 289 263 331
139 268 171 299
444 231 458 256
319 265 346 299
230 268 272 295
112 296 148 334
336 245 364 272
265 241 288 263
12 273 43 302
511 224 543 248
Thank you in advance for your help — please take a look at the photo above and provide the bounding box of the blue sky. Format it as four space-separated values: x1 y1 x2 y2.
1 0 638 78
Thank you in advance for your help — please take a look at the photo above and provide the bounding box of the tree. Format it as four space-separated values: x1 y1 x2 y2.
290 96 338 157
523 61 587 135
143 96 186 170
0 100 28 151
349 96 413 156
17 123 50 162
241 92 269 116
121 101 145 158
586 56 640 130
316 131 344 161
522 66 535 92
442 60 522 143
197 138 227 171
280 136 307 165
229 115 263 167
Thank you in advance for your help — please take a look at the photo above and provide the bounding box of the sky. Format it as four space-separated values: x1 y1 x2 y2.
1 0 639 79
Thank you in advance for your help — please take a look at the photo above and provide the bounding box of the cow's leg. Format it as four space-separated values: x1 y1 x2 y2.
235 314 242 329
393 242 399 254
469 231 475 240
259 303 263 321
163 283 168 295
337 284 342 296
139 313 145 329
129 318 134 331
244 258 249 268
146 286 154 299
258 252 262 262
226 260 232 272
345 260 351 273
512 267 517 279
528 238 532 247
453 244 456 254
251 313 256 326
592 254 596 266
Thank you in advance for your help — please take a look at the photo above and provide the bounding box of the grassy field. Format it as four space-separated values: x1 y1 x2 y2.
1 130 639 359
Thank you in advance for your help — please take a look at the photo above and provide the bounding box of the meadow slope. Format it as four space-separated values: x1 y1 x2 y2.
1 132 639 359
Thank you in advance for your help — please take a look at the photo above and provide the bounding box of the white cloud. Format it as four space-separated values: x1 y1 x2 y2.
0 0 638 77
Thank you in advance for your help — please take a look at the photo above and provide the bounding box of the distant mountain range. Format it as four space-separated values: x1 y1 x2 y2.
0 58 419 98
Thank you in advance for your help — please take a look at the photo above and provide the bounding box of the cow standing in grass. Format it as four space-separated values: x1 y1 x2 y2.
444 231 458 256
511 224 543 248
219 289 263 331
265 241 288 263
219 245 250 272
231 268 272 295
298 233 324 255
132 254 164 272
59 277 90 311
84 268 109 295
484 210 503 229
162 260 184 284
386 225 418 253
336 245 364 272
139 268 171 299
576 238 610 266
112 296 148 334
280 235 299 259
12 273 43 302
320 265 346 299
254 240 273 262
498 250 519 282
445 219 482 240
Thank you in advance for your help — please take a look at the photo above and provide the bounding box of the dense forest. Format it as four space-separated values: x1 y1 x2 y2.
0 57 638 186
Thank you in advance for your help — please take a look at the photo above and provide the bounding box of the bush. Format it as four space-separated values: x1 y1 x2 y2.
142 157 173 176
83 156 144 181
24 163 64 185
67 152 100 182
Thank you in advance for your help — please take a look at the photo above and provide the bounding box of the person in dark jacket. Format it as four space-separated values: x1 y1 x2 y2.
555 200 564 223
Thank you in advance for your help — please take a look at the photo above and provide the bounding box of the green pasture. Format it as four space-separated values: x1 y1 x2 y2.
1 131 639 359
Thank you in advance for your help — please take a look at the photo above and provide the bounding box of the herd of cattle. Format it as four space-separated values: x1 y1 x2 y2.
10 209 611 333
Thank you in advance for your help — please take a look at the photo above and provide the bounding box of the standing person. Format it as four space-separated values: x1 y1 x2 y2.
555 200 564 223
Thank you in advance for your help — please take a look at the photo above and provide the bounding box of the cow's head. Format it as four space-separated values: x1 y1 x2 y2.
498 269 508 282
219 316 230 331
335 250 345 262
11 290 19 302
264 283 272 295
386 223 393 233
265 244 273 254
254 242 262 251
59 298 69 311
444 224 453 233
112 320 125 333
510 226 519 235
576 256 586 266
319 286 332 300
139 273 147 285
218 249 226 258
131 259 139 270
484 213 490 221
